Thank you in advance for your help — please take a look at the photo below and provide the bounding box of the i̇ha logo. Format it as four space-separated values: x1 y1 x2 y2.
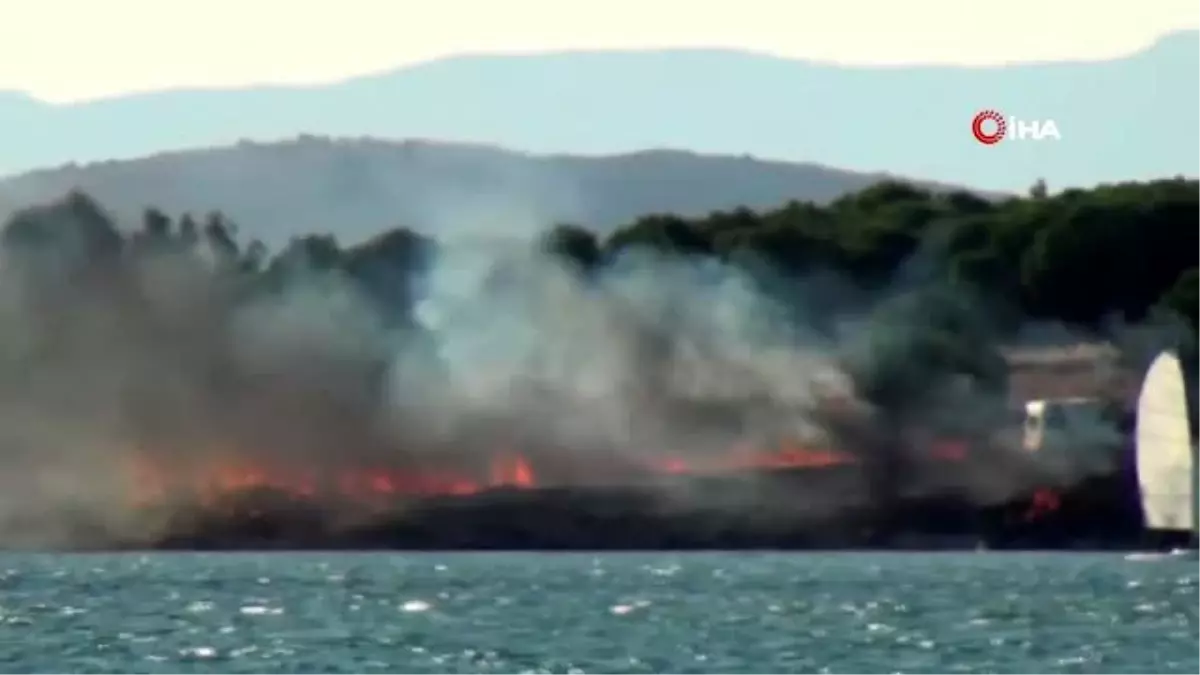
972 109 1061 145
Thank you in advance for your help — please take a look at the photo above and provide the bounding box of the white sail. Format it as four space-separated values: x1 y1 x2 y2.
1134 350 1197 532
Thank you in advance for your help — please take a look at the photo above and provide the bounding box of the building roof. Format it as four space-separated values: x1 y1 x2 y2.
1000 343 1120 367
1001 342 1139 409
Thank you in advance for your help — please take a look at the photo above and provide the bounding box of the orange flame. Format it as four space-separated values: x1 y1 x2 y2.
490 454 535 489
125 452 495 507
1023 488 1062 522
651 440 850 475
125 436 977 510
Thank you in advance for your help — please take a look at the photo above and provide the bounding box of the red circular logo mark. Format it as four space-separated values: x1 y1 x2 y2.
971 110 1006 145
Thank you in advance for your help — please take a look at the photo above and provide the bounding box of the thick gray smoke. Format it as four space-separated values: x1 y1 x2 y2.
0 200 1122 547
396 242 853 460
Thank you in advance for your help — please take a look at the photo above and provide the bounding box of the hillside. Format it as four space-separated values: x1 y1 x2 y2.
0 31 1196 192
0 138 969 246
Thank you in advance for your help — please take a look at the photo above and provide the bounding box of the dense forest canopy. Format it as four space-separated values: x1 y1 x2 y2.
3 177 1195 407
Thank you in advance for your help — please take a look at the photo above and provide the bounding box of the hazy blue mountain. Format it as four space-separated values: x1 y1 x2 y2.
0 137 977 247
0 31 1195 192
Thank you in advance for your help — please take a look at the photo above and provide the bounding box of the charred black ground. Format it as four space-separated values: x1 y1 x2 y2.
58 436 1177 552
89 458 1166 552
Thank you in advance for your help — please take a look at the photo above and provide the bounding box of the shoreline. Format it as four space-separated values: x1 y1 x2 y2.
40 465 1193 554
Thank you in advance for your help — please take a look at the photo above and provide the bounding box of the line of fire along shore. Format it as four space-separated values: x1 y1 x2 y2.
71 341 1177 552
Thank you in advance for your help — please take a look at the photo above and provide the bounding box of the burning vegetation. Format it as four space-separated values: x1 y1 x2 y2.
0 178 1193 550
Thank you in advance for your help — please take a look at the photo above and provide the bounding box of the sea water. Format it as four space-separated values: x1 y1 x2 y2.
0 552 1194 673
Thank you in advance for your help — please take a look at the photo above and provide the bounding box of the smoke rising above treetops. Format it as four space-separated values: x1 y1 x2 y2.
0 178 1193 547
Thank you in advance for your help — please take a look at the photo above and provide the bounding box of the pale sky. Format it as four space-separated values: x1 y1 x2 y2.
1 0 1196 103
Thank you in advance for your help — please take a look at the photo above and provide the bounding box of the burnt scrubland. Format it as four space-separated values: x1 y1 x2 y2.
0 177 1194 550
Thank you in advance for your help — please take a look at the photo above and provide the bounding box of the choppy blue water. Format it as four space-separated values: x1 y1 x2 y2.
0 552 1194 673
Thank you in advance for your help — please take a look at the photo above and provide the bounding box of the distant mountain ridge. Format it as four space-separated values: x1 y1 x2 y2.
0 137 979 247
0 31 1196 191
